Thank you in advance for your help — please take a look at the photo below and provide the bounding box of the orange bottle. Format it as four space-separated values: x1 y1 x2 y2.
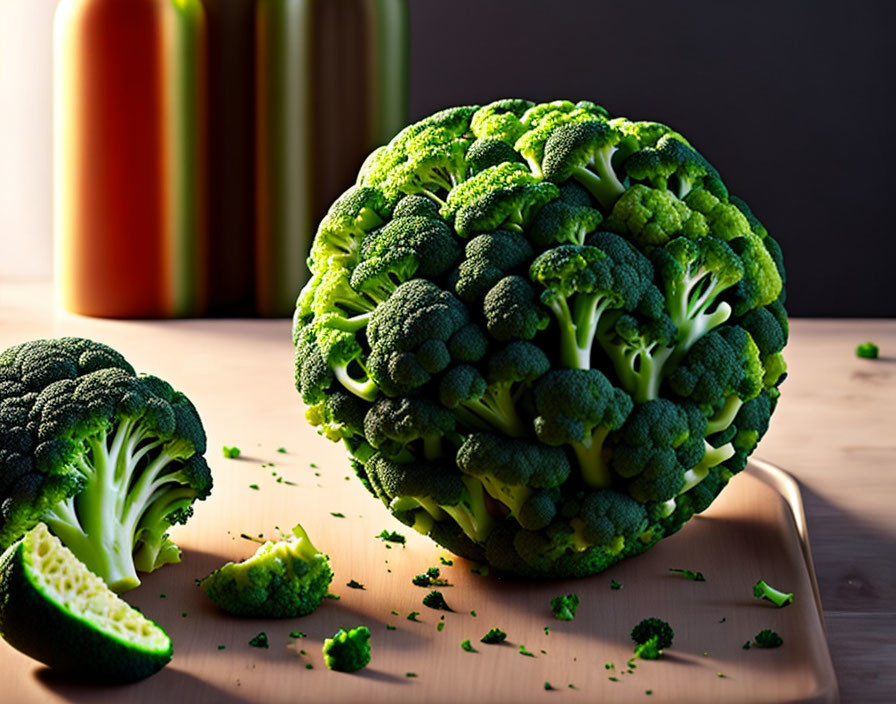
54 0 207 318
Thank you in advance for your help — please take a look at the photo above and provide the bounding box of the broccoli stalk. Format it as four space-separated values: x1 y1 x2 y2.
753 580 794 607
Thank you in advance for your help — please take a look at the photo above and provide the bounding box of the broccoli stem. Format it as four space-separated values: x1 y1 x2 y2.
678 441 736 495
666 268 732 353
600 338 673 403
572 425 612 488
706 396 743 435
423 435 442 461
544 292 609 370
333 364 379 401
477 475 532 518
324 312 372 332
570 151 625 210
459 385 526 438
442 477 495 543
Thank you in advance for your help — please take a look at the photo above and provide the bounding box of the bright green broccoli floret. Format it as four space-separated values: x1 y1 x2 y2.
309 186 388 266
753 629 783 648
322 626 371 672
481 628 507 644
605 185 708 247
624 134 726 200
528 198 603 247
753 580 793 607
631 618 674 650
198 524 332 618
533 369 632 488
856 342 879 359
0 338 212 593
550 593 580 621
222 446 241 459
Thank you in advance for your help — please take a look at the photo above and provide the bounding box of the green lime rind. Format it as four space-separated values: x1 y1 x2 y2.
0 523 171 682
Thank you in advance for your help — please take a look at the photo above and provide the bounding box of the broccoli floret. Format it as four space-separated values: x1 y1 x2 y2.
0 338 212 592
753 629 783 648
366 280 486 396
222 446 241 459
466 138 523 174
856 341 879 359
550 593 580 621
624 134 726 201
442 163 559 237
533 369 632 487
514 100 609 176
753 579 793 607
528 198 604 247
482 276 550 341
322 626 371 672
480 627 507 644
542 120 627 209
605 185 708 247
451 230 534 303
309 186 388 266
198 524 332 617
422 590 453 611
631 618 674 650
471 98 533 144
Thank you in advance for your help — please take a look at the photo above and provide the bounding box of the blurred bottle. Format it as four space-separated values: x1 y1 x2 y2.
200 0 255 316
255 0 408 317
54 0 207 318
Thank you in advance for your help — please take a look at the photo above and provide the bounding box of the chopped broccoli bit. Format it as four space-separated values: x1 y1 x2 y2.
248 484 259 490
376 530 406 544
610 579 622 590
322 626 371 672
249 632 269 648
406 672 418 677
550 593 580 621
422 590 453 611
346 579 364 589
634 634 662 660
290 631 306 639
519 644 535 657
481 628 507 644
856 342 879 359
407 611 421 622
305 663 313 670
223 446 241 458
386 625 396 630
461 639 476 652
277 447 287 453
753 629 783 648
742 641 752 650
470 610 477 617
544 626 550 635
330 512 345 518
544 682 553 690
217 644 226 650
325 592 341 600
440 557 454 566
669 568 705 581
753 579 793 607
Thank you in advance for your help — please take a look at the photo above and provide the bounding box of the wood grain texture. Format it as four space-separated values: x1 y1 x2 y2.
0 283 891 702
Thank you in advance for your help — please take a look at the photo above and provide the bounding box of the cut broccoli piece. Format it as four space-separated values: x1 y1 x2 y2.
856 342 879 359
753 579 793 607
753 629 783 648
322 626 371 672
631 618 674 650
550 593 580 621
480 628 507 644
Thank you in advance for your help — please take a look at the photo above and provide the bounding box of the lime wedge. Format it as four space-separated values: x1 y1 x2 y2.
0 523 172 682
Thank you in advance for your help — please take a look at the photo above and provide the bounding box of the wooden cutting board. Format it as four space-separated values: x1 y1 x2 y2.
0 318 838 703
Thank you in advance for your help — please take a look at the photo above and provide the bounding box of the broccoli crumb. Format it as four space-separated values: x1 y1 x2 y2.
346 579 365 589
544 682 553 690
391 610 399 615
422 590 453 611
646 690 653 695
248 484 259 490
470 565 489 576
717 672 726 678
324 593 341 600
305 663 313 670
669 568 706 581
856 342 879 359
277 447 287 453
249 632 269 648
461 639 476 653
406 672 418 678
310 463 318 469
544 627 550 635
480 628 506 644
610 579 622 590
386 625 396 630
719 617 727 623
753 629 783 648
181 612 187 618
330 512 345 518
217 645 226 650
159 593 166 598
436 622 444 632
440 557 454 566
222 445 241 458
470 610 477 617
608 676 619 682
407 611 421 622
290 631 306 639
519 645 535 657
376 529 406 544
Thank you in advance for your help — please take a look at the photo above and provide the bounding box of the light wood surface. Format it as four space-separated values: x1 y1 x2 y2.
0 283 893 702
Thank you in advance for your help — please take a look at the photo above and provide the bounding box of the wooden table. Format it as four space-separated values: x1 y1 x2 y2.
0 282 893 702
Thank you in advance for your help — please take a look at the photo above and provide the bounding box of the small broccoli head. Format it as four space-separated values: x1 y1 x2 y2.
550 593 580 621
322 626 372 672
294 99 786 580
0 338 212 593
753 629 783 648
199 524 333 618
631 618 674 650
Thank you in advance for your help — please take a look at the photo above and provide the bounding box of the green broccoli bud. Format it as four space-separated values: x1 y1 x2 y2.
322 626 371 672
550 593 580 621
856 341 879 359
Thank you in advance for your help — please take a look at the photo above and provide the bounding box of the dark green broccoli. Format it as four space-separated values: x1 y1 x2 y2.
631 618 674 650
528 198 603 247
0 338 212 592
198 524 332 617
480 627 507 644
753 629 783 648
482 275 550 342
605 185 708 247
461 639 477 653
451 230 534 303
550 593 580 621
322 626 371 672
624 134 726 200
753 580 793 607
422 590 453 612
533 369 632 487
309 186 388 263
669 568 705 581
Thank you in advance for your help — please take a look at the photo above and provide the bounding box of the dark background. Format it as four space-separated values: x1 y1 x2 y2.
407 0 896 318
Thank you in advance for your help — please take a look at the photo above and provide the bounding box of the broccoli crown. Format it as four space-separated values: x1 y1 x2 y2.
631 618 674 650
198 524 332 618
0 338 211 592
322 626 371 672
294 99 786 579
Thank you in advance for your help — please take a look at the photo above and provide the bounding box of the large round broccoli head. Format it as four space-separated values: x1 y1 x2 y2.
0 337 211 592
293 99 786 578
